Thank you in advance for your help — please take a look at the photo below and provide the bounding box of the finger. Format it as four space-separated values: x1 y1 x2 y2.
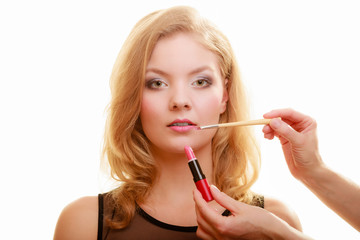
193 188 219 222
196 226 215 240
193 188 212 211
193 189 219 238
262 125 275 140
264 132 275 140
209 185 248 215
269 118 301 145
264 108 310 124
262 124 273 134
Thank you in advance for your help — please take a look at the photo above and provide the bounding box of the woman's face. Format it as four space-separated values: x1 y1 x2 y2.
140 32 228 154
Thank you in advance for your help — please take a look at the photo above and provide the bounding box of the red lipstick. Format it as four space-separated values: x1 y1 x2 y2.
184 146 213 202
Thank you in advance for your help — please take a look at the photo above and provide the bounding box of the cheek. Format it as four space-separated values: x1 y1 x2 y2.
140 96 151 117
140 94 165 136
194 92 225 116
140 95 157 124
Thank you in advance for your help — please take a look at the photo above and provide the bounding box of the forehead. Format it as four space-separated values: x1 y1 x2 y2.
146 32 220 74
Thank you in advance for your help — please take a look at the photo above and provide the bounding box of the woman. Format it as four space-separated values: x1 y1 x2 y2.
54 6 302 239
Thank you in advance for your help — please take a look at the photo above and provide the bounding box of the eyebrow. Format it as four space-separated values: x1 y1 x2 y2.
145 68 170 77
145 66 215 76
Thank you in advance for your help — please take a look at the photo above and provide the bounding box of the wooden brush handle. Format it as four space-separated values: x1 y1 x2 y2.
217 119 272 128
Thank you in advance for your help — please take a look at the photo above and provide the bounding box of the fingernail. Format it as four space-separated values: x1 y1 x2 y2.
211 185 220 192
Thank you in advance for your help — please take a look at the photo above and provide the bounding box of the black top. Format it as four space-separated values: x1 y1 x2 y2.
97 193 264 240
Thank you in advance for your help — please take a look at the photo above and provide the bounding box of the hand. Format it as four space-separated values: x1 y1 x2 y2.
194 186 276 240
262 108 324 180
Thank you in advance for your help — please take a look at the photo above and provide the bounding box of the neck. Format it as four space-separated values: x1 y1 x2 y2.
145 144 213 206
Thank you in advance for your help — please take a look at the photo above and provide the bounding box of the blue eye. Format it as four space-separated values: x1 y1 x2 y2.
145 79 167 89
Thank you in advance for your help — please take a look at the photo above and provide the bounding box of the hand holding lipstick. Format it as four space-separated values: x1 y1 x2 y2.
193 185 312 240
185 145 311 239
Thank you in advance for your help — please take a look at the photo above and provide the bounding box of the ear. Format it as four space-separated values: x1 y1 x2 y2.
220 79 229 114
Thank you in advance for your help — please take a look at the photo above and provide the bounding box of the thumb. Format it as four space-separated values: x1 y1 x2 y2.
269 118 301 145
210 185 247 215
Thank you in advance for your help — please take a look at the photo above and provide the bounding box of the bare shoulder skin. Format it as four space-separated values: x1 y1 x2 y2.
264 196 302 231
53 196 98 240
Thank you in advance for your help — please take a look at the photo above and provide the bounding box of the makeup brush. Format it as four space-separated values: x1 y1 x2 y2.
198 118 275 130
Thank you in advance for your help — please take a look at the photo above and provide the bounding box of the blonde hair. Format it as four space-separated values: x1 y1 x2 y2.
102 5 260 229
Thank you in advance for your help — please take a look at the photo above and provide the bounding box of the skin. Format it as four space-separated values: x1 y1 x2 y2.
53 34 302 239
53 196 98 240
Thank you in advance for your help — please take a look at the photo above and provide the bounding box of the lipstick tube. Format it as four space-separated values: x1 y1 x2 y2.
184 146 213 202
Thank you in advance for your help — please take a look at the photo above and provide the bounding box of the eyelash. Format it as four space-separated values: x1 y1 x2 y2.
145 77 213 89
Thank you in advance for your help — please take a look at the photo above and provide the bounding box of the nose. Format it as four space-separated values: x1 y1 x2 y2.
169 86 192 111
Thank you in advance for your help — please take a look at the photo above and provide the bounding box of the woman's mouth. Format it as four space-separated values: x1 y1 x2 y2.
167 119 198 132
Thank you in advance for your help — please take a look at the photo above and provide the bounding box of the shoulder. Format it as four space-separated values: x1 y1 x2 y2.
54 196 99 240
264 196 302 231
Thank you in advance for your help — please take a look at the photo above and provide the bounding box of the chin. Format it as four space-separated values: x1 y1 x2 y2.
147 131 215 153
165 139 211 154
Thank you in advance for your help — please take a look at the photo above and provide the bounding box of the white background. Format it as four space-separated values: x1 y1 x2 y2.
1 1 359 239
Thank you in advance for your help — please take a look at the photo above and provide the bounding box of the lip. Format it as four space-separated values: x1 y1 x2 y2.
167 119 198 133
